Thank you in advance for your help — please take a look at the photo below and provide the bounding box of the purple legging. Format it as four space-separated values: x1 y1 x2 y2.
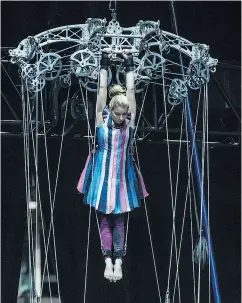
99 214 125 259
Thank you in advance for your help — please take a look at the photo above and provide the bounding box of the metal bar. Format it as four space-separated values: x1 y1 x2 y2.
137 127 241 137
146 140 239 147
102 34 142 38
1 132 240 148
1 47 14 49
1 128 240 137
1 120 44 128
211 74 241 123
1 120 22 125
1 132 24 138
185 96 222 303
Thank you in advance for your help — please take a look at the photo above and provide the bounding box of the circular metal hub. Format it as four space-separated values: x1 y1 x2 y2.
70 49 97 77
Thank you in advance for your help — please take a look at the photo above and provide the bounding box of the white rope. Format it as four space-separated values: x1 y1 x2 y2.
83 204 92 303
202 83 210 302
134 140 162 303
171 93 202 302
166 4 192 300
149 81 170 87
51 85 71 206
24 80 51 302
79 71 129 298
168 4 209 302
6 58 81 301
130 80 162 302
1 62 23 101
164 58 189 71
124 84 151 258
40 83 72 302
25 82 38 301
79 59 160 300
205 84 211 303
38 89 61 301
21 81 34 302
161 66 181 302
195 84 211 302
78 83 94 303
170 103 185 303
191 169 200 232
35 78 39 297
189 178 197 303
196 86 207 303
85 89 93 154
124 212 130 255
38 90 54 300
55 43 82 55
183 98 197 303
79 83 94 145
24 86 56 301
184 89 202 294
133 85 149 139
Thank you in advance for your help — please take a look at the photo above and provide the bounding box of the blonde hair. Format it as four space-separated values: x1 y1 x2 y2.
108 84 126 99
108 84 129 110
109 94 129 110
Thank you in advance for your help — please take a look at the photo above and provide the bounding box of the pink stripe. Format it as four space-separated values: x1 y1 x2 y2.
77 154 91 193
120 129 127 212
109 130 119 213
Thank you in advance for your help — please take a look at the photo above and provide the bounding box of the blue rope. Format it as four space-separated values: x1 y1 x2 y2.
185 99 221 303
169 1 222 302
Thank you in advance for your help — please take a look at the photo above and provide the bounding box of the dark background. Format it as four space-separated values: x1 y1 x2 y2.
1 1 241 303
1 1 241 62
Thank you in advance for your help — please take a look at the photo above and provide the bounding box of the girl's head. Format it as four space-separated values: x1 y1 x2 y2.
108 84 129 125
108 84 126 100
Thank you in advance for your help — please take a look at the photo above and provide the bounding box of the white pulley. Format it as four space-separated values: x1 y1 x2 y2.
70 49 97 77
141 52 165 80
37 53 62 80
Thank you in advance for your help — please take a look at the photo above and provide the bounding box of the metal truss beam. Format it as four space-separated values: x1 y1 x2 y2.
1 132 239 149
136 127 240 137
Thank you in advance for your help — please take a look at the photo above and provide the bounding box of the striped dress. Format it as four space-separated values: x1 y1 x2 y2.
77 107 149 214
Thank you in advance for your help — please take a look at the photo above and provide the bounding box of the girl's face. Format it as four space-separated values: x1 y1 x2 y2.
111 106 129 124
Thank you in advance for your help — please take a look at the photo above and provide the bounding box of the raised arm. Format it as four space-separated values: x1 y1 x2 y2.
123 52 136 123
96 51 110 127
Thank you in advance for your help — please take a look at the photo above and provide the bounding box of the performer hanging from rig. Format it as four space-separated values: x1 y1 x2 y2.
77 49 149 282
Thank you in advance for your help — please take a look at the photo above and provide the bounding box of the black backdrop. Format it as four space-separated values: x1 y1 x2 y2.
2 136 240 303
1 1 241 302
